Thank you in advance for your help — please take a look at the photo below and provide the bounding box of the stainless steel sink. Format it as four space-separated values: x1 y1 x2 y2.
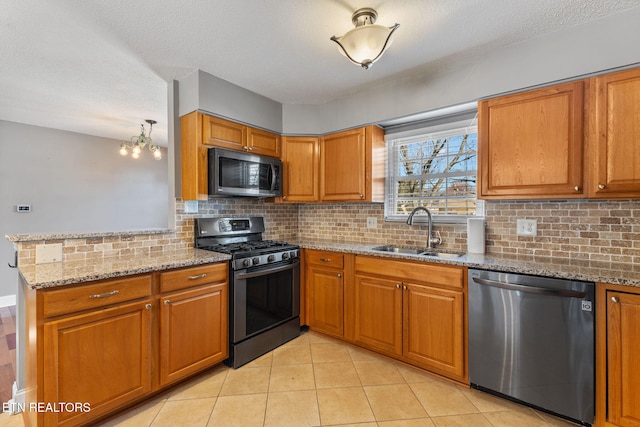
420 250 465 259
371 245 424 255
371 245 465 258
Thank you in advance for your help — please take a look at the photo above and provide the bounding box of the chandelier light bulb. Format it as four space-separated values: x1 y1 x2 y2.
119 145 128 156
132 151 140 159
153 148 162 160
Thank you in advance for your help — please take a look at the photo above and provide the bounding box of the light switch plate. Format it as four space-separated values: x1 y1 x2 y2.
35 243 63 264
184 200 198 213
516 219 537 236
366 217 377 229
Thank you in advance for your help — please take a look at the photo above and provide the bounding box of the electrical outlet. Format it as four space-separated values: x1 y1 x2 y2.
366 217 377 229
516 219 537 236
35 243 63 264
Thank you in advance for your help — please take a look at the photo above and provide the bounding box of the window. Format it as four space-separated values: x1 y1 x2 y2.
384 113 482 223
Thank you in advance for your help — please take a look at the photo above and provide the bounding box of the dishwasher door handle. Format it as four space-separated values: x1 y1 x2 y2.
472 277 587 299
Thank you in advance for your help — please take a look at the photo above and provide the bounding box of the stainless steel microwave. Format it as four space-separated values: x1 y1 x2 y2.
208 147 282 198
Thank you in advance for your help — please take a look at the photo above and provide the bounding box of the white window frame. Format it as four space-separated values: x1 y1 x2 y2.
384 114 483 224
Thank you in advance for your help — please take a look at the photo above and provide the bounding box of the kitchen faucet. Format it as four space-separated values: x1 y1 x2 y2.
407 206 442 250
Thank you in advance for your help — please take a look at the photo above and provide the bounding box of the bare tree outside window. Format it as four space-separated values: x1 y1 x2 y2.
385 126 481 222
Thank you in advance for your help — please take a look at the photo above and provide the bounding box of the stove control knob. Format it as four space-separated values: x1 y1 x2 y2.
282 252 290 260
290 250 298 258
252 257 260 265
267 254 275 262
242 259 251 267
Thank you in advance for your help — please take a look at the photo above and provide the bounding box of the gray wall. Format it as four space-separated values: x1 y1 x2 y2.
0 121 169 298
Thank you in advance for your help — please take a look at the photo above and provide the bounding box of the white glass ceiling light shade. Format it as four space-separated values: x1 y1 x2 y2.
330 8 399 70
119 119 162 160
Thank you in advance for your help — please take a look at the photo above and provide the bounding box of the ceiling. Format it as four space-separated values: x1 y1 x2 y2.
2 0 639 145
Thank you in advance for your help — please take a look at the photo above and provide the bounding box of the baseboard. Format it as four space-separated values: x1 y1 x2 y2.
4 382 24 414
0 295 16 308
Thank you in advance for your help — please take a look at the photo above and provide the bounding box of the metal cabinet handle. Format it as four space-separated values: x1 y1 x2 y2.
319 258 331 262
598 184 607 190
337 273 342 278
282 196 288 200
359 194 364 199
89 290 119 299
145 303 152 310
574 186 581 192
188 273 207 280
164 300 171 305
395 284 401 289
611 296 620 303
403 285 407 290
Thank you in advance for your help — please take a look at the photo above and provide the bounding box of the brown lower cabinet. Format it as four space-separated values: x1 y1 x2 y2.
304 249 467 384
597 283 640 427
24 262 228 427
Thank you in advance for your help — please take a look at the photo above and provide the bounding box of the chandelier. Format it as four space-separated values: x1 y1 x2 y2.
330 7 399 70
119 119 162 160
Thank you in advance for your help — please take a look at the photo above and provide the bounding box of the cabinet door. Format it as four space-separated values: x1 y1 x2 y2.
591 68 640 198
607 291 640 426
43 300 152 426
282 136 319 202
320 128 366 201
247 127 281 157
478 81 585 199
353 274 402 357
403 283 465 380
307 266 344 337
202 115 246 150
159 282 228 387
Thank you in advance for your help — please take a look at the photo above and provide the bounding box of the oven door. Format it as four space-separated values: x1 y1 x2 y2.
232 260 300 343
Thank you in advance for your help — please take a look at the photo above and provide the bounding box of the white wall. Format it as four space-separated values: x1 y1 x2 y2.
0 120 169 298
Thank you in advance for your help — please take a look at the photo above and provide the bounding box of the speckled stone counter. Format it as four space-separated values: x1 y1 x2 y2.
294 239 640 287
5 228 174 242
19 249 230 289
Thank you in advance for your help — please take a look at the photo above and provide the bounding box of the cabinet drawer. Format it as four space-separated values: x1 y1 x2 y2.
305 250 344 269
44 275 152 318
160 263 227 293
355 256 464 289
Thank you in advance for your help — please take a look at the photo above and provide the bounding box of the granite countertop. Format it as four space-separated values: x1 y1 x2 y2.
19 249 230 289
294 239 640 287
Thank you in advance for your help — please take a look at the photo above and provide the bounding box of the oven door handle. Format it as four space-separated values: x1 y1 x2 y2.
235 261 297 280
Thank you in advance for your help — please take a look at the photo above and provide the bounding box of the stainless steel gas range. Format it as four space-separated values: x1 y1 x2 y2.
194 217 300 368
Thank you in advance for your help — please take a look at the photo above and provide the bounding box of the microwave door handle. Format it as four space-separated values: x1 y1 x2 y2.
269 163 276 192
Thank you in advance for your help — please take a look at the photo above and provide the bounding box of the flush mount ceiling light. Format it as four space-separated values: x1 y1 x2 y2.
119 119 161 160
330 7 399 70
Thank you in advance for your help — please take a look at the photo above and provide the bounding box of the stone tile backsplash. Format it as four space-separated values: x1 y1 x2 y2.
16 197 640 266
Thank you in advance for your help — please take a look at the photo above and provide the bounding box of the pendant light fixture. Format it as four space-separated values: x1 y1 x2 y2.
119 119 162 160
330 7 399 70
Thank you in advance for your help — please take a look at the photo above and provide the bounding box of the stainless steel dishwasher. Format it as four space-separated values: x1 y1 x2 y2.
468 269 595 426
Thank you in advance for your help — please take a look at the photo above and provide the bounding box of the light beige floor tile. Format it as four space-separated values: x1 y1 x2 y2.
330 423 378 427
243 351 273 368
533 409 579 426
396 364 438 383
348 345 385 362
353 359 406 385
314 361 362 389
379 419 436 427
307 331 336 344
310 342 353 363
101 396 166 426
0 412 27 427
364 383 428 421
219 366 271 396
269 363 316 392
150 398 215 427
482 408 551 427
317 386 375 425
456 386 526 413
168 365 228 400
264 390 320 427
431 413 494 427
207 393 267 427
272 342 312 365
410 381 479 417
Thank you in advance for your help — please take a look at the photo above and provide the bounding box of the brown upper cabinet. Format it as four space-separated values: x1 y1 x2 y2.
478 80 585 199
589 68 640 198
479 66 640 200
281 126 385 203
181 111 281 200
